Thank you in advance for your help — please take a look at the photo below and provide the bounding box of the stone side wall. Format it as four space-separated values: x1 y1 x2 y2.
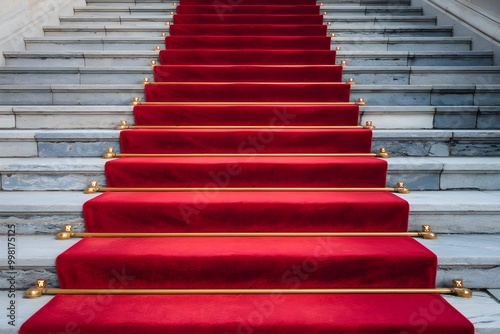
415 0 500 64
0 0 85 65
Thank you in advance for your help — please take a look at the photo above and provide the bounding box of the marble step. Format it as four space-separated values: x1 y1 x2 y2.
0 83 498 106
5 50 491 67
73 5 424 17
0 234 498 291
0 156 499 191
59 15 438 27
41 25 453 38
1 66 498 86
1 190 499 235
1 129 499 158
0 289 497 334
83 0 413 5
23 36 469 52
1 105 498 130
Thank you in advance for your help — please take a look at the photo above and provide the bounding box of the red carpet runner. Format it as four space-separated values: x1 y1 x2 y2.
22 0 474 333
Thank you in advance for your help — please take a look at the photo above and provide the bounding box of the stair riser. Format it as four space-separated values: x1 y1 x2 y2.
0 87 498 106
42 28 452 38
1 169 499 191
2 70 499 86
1 265 494 290
3 211 499 235
6 54 491 67
24 40 468 52
2 137 499 158
59 18 437 27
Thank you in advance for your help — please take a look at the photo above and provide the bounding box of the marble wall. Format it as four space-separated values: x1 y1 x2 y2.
0 0 86 65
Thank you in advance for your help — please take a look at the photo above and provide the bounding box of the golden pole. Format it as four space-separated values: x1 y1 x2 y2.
115 120 376 130
102 148 390 159
56 225 436 240
57 225 436 240
83 181 410 194
24 279 472 299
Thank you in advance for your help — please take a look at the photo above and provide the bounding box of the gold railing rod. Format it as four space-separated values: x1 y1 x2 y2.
116 120 376 130
102 148 390 159
83 181 410 194
56 224 436 240
130 101 356 105
24 279 472 299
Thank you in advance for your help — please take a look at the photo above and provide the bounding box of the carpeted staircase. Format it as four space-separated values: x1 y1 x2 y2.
1 0 499 333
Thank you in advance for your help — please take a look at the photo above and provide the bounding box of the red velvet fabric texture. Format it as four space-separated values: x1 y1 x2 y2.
182 0 318 5
159 49 336 65
173 14 324 25
144 83 351 103
153 65 343 82
57 237 436 289
176 5 321 15
169 24 327 36
119 129 373 154
84 191 409 233
20 294 474 334
164 36 331 50
133 104 360 126
104 157 388 188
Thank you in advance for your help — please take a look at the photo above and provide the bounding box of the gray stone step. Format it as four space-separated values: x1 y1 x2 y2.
2 66 498 86
0 289 497 334
5 50 492 67
1 83 498 106
1 129 499 158
2 105 498 130
360 106 500 130
22 36 468 52
59 15 438 27
41 25 453 37
0 157 499 191
2 190 499 235
83 0 413 5
1 234 498 291
73 5 424 17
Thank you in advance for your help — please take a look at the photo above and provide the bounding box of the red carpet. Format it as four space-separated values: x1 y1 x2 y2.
83 191 409 232
21 294 472 334
153 65 343 82
21 0 474 332
133 104 360 126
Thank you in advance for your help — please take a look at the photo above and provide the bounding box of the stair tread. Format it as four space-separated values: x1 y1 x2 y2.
1 190 499 214
2 234 499 268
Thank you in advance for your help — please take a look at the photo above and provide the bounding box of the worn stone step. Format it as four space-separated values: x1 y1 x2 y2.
0 234 498 291
1 83 498 106
5 50 492 67
73 5 423 16
0 157 499 191
59 15 438 27
1 129 499 158
1 66 498 86
0 106 133 130
1 190 499 235
41 25 453 37
360 106 500 130
23 36 468 52
83 0 413 5
2 105 497 131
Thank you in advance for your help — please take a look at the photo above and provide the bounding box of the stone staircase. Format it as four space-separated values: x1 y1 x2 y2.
1 0 499 332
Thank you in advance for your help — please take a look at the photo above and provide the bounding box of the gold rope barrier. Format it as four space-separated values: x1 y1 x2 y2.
24 279 472 299
102 147 390 159
83 181 410 194
129 100 358 106
115 120 376 130
56 225 436 240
